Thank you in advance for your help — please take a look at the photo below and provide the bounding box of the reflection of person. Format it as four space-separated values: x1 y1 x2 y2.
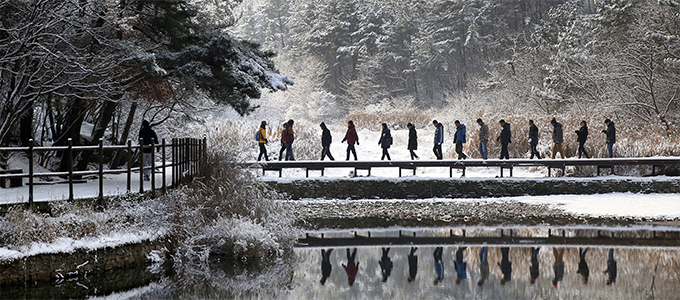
408 247 418 282
604 248 617 285
341 121 359 160
139 120 158 181
577 248 590 284
477 247 489 286
379 247 393 282
343 248 359 286
320 249 333 285
454 247 467 284
407 123 419 160
433 247 444 285
320 122 335 161
552 247 565 288
499 247 512 284
530 247 540 284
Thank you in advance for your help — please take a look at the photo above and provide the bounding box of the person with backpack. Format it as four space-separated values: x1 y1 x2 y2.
320 122 335 161
453 120 467 160
256 121 269 161
433 120 444 160
477 119 489 160
529 120 541 159
497 119 511 159
407 123 419 160
602 119 616 158
575 120 590 158
341 120 359 160
378 123 392 160
550 118 564 159
279 120 295 161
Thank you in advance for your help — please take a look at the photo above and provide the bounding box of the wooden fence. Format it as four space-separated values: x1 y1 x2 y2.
253 157 680 178
0 137 206 205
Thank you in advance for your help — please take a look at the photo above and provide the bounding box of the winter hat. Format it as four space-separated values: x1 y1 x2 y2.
348 120 354 125
550 117 556 124
407 123 413 127
260 121 267 127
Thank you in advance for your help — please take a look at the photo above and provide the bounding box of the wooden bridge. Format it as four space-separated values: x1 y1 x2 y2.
252 157 680 178
297 226 680 248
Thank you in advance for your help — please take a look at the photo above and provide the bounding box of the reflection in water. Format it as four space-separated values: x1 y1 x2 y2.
433 246 444 285
320 248 333 285
379 247 393 282
530 247 540 284
407 247 418 282
343 248 359 286
499 247 512 284
553 247 565 287
605 248 618 285
477 247 489 286
578 247 590 284
454 247 467 284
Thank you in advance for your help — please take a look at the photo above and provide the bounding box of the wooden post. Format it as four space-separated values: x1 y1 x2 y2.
172 138 176 188
127 140 132 191
203 137 207 171
162 138 166 193
151 138 156 198
68 138 74 201
139 138 144 193
98 138 104 203
28 139 34 206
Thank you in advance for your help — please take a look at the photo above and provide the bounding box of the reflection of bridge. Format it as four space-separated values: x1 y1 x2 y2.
296 227 680 248
252 157 680 177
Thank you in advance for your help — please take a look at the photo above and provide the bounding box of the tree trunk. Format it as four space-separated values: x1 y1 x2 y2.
110 102 137 168
57 98 85 172
74 99 117 172
19 101 33 146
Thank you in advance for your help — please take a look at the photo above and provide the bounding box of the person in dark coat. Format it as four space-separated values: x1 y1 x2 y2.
575 121 590 158
320 248 333 285
604 248 617 285
341 121 359 160
454 247 467 284
551 118 564 159
453 120 467 160
433 246 444 285
529 120 541 159
283 119 295 161
407 123 419 160
320 122 335 161
343 248 359 286
407 247 418 282
552 247 565 288
278 122 288 161
256 121 269 161
378 123 392 160
530 247 540 284
139 120 158 181
433 120 444 160
497 120 511 159
499 247 512 284
602 119 616 158
379 247 393 282
577 247 590 284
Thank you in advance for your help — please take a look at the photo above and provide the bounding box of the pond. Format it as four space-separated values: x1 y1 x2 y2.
3 227 680 299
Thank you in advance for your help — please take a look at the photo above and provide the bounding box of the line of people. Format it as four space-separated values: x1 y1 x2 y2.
255 118 617 161
320 247 617 287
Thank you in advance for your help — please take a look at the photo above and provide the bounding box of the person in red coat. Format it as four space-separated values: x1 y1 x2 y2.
341 121 360 160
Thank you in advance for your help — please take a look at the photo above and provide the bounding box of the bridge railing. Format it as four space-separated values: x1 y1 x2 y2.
0 137 206 205
249 157 680 178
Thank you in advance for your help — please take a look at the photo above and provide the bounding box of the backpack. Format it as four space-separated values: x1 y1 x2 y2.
255 129 262 141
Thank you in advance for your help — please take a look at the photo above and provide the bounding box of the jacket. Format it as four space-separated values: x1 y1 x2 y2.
605 122 616 144
321 123 332 146
529 124 539 144
479 123 489 141
379 129 392 149
408 127 418 150
281 127 294 143
576 126 588 143
257 127 267 144
454 124 466 144
342 124 359 145
434 124 444 144
139 125 158 153
498 123 511 144
552 122 564 143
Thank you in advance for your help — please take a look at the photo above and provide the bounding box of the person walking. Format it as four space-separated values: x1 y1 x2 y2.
453 120 468 160
284 119 296 161
139 120 158 181
575 120 590 158
378 123 392 160
278 122 288 161
320 122 335 161
433 120 444 160
550 118 564 159
341 120 359 160
256 121 269 161
497 119 511 159
529 120 541 159
602 119 616 158
407 123 419 160
477 119 489 159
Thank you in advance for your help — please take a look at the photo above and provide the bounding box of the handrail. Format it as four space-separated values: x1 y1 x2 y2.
246 157 680 177
0 137 207 206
